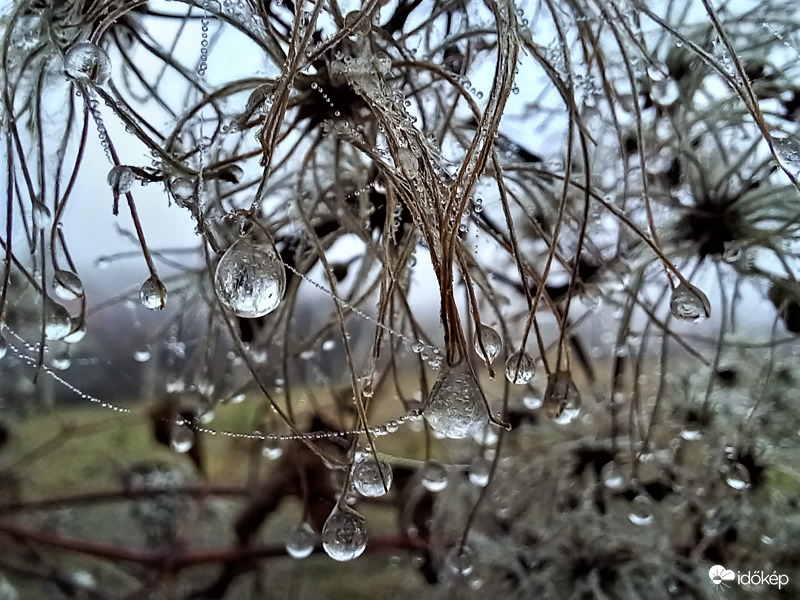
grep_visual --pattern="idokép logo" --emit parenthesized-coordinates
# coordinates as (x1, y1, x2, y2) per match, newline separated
(708, 565, 789, 591)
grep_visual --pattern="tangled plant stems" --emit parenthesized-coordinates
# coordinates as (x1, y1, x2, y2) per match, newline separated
(2, 0, 800, 597)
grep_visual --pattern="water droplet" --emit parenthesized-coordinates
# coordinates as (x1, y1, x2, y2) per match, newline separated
(544, 371, 581, 424)
(64, 42, 111, 85)
(168, 177, 196, 207)
(443, 546, 474, 578)
(214, 229, 286, 318)
(53, 270, 84, 301)
(107, 166, 135, 194)
(680, 428, 702, 441)
(63, 320, 86, 344)
(353, 456, 393, 497)
(322, 339, 335, 351)
(504, 350, 534, 384)
(628, 494, 654, 526)
(725, 462, 751, 490)
(261, 439, 283, 460)
(421, 461, 448, 492)
(473, 324, 501, 364)
(669, 282, 710, 320)
(522, 395, 543, 410)
(343, 10, 371, 35)
(774, 135, 800, 172)
(286, 522, 316, 559)
(51, 350, 71, 370)
(423, 363, 488, 439)
(0, 333, 7, 360)
(321, 506, 367, 561)
(600, 462, 626, 491)
(44, 301, 72, 340)
(468, 456, 491, 487)
(170, 422, 195, 453)
(32, 200, 52, 231)
(646, 64, 667, 82)
(140, 276, 168, 310)
(133, 346, 151, 362)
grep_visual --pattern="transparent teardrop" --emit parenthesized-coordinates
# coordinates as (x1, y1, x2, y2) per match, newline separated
(321, 506, 367, 562)
(421, 461, 448, 492)
(543, 371, 581, 423)
(504, 350, 535, 384)
(353, 457, 393, 497)
(214, 231, 286, 318)
(63, 41, 111, 85)
(423, 363, 488, 439)
(44, 301, 72, 340)
(473, 324, 501, 364)
(170, 422, 195, 453)
(669, 282, 710, 321)
(54, 270, 84, 301)
(140, 276, 167, 310)
(286, 522, 316, 559)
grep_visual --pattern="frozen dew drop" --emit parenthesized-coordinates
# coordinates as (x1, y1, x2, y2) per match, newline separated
(473, 324, 501, 364)
(54, 269, 85, 301)
(63, 320, 86, 344)
(504, 350, 535, 385)
(353, 456, 393, 497)
(343, 10, 371, 35)
(44, 300, 72, 340)
(423, 363, 488, 439)
(168, 177, 197, 207)
(600, 461, 626, 491)
(544, 371, 582, 424)
(773, 135, 800, 172)
(468, 456, 491, 487)
(140, 276, 167, 310)
(421, 461, 448, 492)
(170, 422, 195, 454)
(107, 166, 135, 194)
(321, 506, 367, 562)
(32, 200, 52, 231)
(522, 394, 543, 410)
(261, 439, 283, 460)
(51, 349, 71, 371)
(214, 231, 286, 318)
(285, 522, 316, 559)
(63, 41, 111, 85)
(133, 346, 151, 362)
(628, 494, 654, 526)
(669, 282, 710, 321)
(725, 462, 751, 490)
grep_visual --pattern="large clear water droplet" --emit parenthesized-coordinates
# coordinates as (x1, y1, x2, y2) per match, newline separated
(54, 270, 84, 301)
(133, 346, 151, 362)
(140, 276, 167, 310)
(504, 350, 534, 384)
(628, 494, 654, 526)
(421, 461, 448, 492)
(286, 522, 316, 559)
(544, 371, 582, 424)
(107, 166, 135, 194)
(473, 324, 501, 364)
(170, 422, 195, 453)
(51, 349, 71, 370)
(353, 456, 393, 497)
(214, 231, 286, 318)
(423, 363, 488, 439)
(669, 282, 710, 321)
(725, 462, 751, 490)
(468, 456, 491, 487)
(321, 506, 367, 562)
(63, 41, 111, 85)
(32, 200, 52, 231)
(44, 301, 72, 340)
(63, 320, 86, 344)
